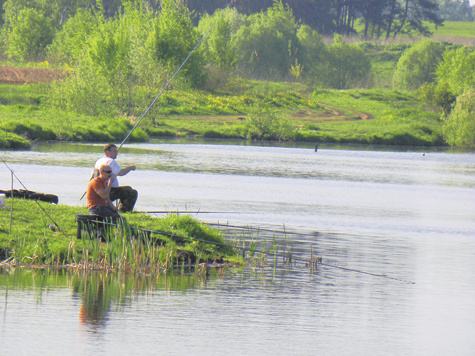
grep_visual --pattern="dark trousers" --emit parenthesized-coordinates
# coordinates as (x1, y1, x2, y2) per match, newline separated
(89, 205, 121, 224)
(110, 186, 138, 213)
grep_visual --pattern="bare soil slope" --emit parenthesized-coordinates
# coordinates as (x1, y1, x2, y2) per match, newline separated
(0, 66, 64, 84)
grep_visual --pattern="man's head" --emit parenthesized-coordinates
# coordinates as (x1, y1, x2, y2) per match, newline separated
(104, 143, 118, 159)
(99, 164, 113, 179)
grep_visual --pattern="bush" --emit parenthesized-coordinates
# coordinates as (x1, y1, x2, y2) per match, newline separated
(443, 88, 475, 148)
(244, 103, 293, 141)
(316, 34, 372, 89)
(392, 40, 444, 91)
(3, 7, 54, 61)
(0, 132, 31, 149)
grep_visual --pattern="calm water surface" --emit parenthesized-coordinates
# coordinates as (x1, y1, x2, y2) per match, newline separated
(1, 141, 475, 355)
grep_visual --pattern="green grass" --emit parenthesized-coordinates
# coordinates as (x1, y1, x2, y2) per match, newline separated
(430, 21, 475, 39)
(303, 89, 444, 146)
(0, 66, 447, 148)
(0, 198, 240, 271)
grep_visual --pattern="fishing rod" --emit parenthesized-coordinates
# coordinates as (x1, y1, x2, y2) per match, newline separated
(133, 210, 246, 215)
(117, 0, 236, 150)
(1, 157, 70, 239)
(79, 0, 236, 201)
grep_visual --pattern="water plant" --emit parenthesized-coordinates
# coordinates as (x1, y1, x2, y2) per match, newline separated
(0, 198, 241, 273)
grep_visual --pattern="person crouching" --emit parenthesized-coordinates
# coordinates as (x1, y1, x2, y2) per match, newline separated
(86, 164, 122, 223)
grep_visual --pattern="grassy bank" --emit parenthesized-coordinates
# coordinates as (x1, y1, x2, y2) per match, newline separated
(0, 79, 446, 148)
(0, 198, 240, 272)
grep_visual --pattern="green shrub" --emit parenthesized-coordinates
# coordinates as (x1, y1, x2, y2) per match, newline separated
(393, 40, 444, 90)
(443, 88, 475, 148)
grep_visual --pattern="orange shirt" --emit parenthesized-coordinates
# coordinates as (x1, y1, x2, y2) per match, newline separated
(86, 177, 108, 210)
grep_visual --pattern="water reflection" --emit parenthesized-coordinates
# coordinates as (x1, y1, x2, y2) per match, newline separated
(0, 266, 217, 333)
(1, 141, 474, 354)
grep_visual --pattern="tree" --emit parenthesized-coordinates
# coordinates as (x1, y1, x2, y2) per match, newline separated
(359, 0, 392, 39)
(388, 0, 443, 39)
(392, 40, 444, 90)
(443, 89, 475, 148)
(198, 8, 240, 71)
(317, 34, 371, 89)
(47, 8, 102, 62)
(437, 0, 473, 21)
(234, 0, 300, 79)
(49, 1, 160, 116)
(296, 24, 325, 79)
(3, 7, 54, 61)
(150, 0, 206, 87)
(437, 47, 475, 97)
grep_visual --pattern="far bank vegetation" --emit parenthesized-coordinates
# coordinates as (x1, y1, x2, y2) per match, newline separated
(0, 0, 474, 148)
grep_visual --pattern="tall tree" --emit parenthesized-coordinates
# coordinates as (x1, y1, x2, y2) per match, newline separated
(437, 0, 473, 21)
(386, 0, 443, 39)
(151, 0, 206, 87)
(234, 0, 300, 79)
(360, 0, 391, 39)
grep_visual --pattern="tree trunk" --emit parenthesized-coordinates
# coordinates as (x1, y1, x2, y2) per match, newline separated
(392, 0, 409, 38)
(385, 0, 398, 39)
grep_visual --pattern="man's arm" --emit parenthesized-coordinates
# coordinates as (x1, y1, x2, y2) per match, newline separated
(117, 165, 136, 176)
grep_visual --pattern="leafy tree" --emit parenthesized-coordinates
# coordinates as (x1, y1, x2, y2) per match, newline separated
(50, 1, 159, 116)
(317, 34, 371, 89)
(418, 81, 456, 115)
(393, 40, 444, 90)
(359, 0, 392, 39)
(235, 0, 273, 15)
(3, 7, 54, 61)
(150, 0, 206, 87)
(2, 0, 95, 29)
(234, 0, 300, 79)
(437, 0, 473, 21)
(437, 47, 475, 97)
(48, 8, 102, 62)
(0, 0, 6, 27)
(443, 89, 475, 148)
(198, 8, 240, 71)
(296, 24, 325, 79)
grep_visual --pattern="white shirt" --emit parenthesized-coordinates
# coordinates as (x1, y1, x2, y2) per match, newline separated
(94, 156, 121, 187)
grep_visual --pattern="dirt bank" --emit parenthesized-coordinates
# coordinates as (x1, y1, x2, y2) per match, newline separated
(0, 66, 65, 84)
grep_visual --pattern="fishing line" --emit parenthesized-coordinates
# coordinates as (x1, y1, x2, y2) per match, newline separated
(1, 157, 70, 239)
(79, 218, 414, 283)
(206, 222, 415, 283)
(319, 263, 415, 285)
(133, 210, 246, 215)
(117, 0, 236, 150)
(205, 222, 320, 238)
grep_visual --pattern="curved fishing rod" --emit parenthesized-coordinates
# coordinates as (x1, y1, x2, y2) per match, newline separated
(1, 157, 70, 239)
(78, 0, 236, 202)
(118, 0, 236, 151)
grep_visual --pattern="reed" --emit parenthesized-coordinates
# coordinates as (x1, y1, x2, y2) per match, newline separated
(0, 199, 241, 272)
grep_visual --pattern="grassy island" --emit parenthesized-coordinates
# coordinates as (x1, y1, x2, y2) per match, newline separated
(0, 198, 241, 273)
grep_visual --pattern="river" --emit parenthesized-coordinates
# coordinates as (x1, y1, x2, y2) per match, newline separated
(1, 140, 475, 355)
